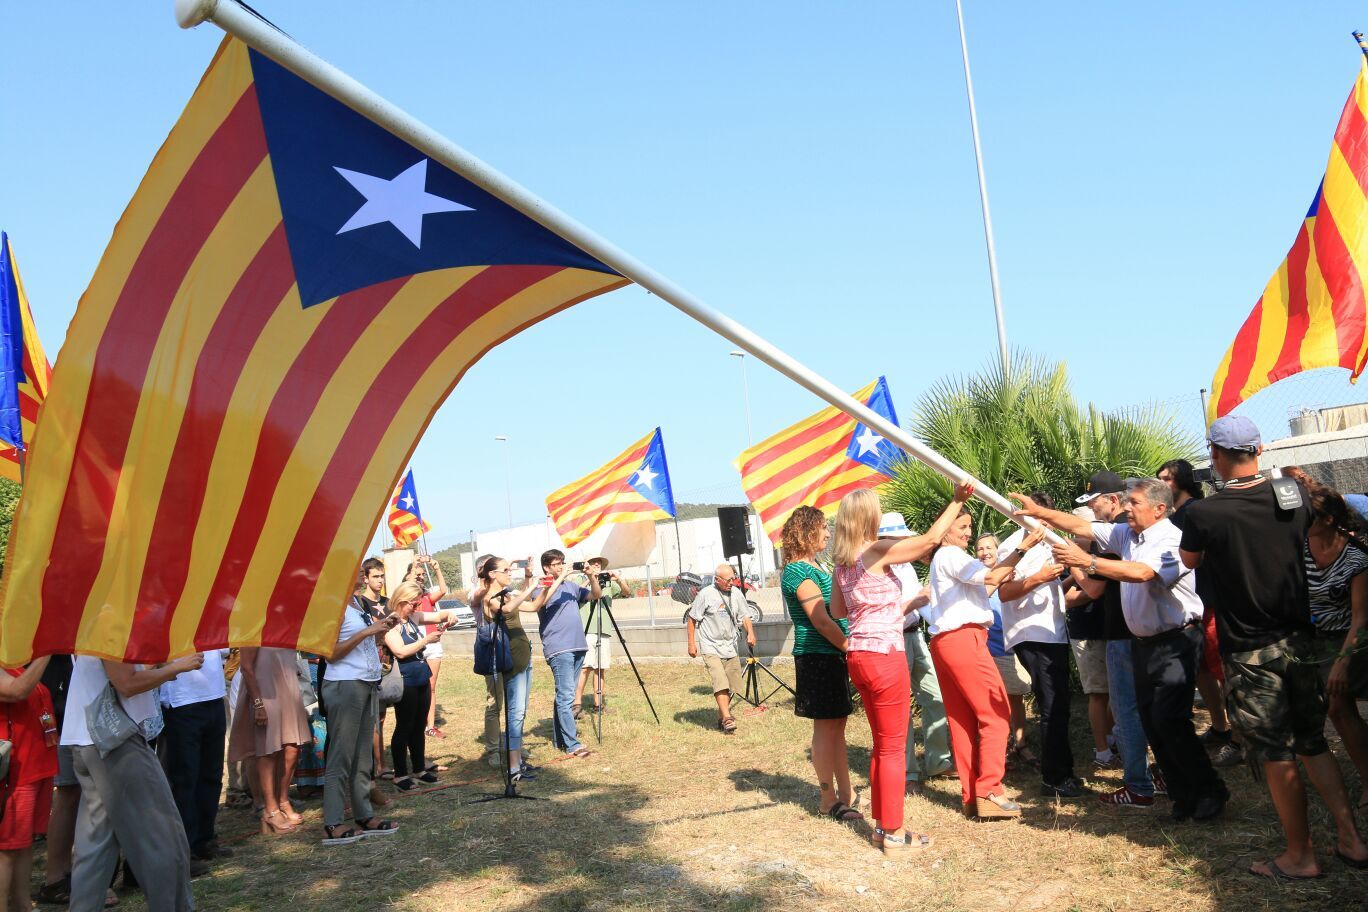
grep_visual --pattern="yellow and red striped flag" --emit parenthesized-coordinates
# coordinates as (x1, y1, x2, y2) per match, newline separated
(547, 428, 675, 548)
(387, 469, 431, 548)
(1209, 58, 1368, 422)
(0, 38, 628, 665)
(0, 233, 52, 482)
(738, 377, 900, 544)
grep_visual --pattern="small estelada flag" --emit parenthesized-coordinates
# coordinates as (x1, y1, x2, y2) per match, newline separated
(388, 469, 431, 548)
(547, 428, 676, 548)
(0, 232, 52, 482)
(737, 377, 900, 544)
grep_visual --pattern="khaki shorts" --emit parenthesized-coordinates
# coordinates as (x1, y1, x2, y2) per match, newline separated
(584, 633, 613, 670)
(703, 654, 743, 695)
(993, 652, 1031, 696)
(1070, 638, 1109, 694)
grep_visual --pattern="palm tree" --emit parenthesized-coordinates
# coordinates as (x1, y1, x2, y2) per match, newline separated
(880, 352, 1200, 538)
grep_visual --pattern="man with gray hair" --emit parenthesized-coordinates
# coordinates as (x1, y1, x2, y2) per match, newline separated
(1011, 479, 1227, 822)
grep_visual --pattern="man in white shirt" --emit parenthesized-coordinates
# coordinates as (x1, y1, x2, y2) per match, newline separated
(995, 492, 1083, 799)
(160, 649, 230, 868)
(876, 514, 952, 795)
(1014, 478, 1228, 822)
(63, 654, 204, 912)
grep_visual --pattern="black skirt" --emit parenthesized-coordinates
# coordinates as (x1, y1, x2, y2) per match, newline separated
(793, 652, 853, 719)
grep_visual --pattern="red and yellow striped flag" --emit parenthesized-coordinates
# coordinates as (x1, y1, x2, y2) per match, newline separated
(546, 428, 675, 548)
(0, 38, 627, 665)
(0, 233, 52, 482)
(738, 377, 900, 544)
(1209, 59, 1368, 422)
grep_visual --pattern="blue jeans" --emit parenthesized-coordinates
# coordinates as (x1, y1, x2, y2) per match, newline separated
(1107, 639, 1154, 796)
(904, 630, 952, 780)
(546, 650, 586, 754)
(502, 663, 533, 753)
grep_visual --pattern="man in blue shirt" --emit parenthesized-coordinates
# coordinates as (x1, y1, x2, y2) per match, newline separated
(531, 549, 602, 758)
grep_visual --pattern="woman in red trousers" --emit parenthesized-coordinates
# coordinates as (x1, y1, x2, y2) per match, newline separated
(925, 510, 1041, 819)
(828, 483, 972, 856)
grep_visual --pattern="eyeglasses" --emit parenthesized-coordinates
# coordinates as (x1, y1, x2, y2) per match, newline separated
(493, 567, 510, 574)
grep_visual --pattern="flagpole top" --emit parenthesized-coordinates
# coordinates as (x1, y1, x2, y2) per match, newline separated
(175, 0, 219, 29)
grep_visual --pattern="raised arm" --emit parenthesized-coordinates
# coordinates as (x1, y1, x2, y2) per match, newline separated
(1008, 492, 1093, 538)
(331, 614, 398, 661)
(868, 483, 975, 571)
(104, 654, 203, 700)
(385, 625, 439, 659)
(0, 656, 51, 702)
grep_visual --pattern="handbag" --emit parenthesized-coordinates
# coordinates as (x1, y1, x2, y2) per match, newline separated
(84, 682, 143, 758)
(378, 658, 404, 706)
(295, 654, 318, 713)
(473, 614, 512, 676)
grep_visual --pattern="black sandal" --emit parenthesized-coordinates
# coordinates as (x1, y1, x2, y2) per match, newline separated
(417, 771, 439, 784)
(356, 817, 399, 838)
(824, 801, 863, 823)
(321, 824, 362, 846)
(394, 777, 419, 792)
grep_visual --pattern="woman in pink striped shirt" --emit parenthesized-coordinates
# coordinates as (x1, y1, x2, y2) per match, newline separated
(829, 484, 972, 855)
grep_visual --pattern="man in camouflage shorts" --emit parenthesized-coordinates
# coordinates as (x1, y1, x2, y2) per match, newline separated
(1180, 416, 1368, 880)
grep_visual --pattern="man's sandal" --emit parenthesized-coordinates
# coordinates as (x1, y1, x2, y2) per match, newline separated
(321, 824, 362, 846)
(719, 716, 737, 734)
(356, 817, 399, 838)
(1249, 859, 1322, 881)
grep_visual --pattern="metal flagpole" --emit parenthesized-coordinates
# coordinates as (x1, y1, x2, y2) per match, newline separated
(174, 0, 1054, 541)
(953, 0, 1010, 375)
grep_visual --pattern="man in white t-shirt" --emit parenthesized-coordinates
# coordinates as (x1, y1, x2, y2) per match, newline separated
(877, 513, 953, 794)
(63, 654, 204, 912)
(160, 649, 230, 869)
(995, 491, 1086, 799)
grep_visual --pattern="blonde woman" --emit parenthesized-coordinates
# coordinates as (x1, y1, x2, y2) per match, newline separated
(827, 484, 972, 855)
(382, 582, 458, 792)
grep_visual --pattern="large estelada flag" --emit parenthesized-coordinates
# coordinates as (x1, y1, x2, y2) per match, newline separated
(738, 377, 900, 544)
(388, 469, 431, 548)
(1209, 58, 1368, 422)
(0, 38, 628, 665)
(547, 428, 676, 548)
(0, 232, 52, 483)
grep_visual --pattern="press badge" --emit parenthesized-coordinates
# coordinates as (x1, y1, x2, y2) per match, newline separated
(1272, 477, 1304, 511)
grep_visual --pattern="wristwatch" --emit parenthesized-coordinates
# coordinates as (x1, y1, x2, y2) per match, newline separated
(1014, 548, 1028, 557)
(1087, 556, 1098, 576)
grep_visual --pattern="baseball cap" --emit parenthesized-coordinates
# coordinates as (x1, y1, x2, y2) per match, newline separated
(1207, 415, 1261, 453)
(877, 512, 913, 538)
(1075, 470, 1126, 505)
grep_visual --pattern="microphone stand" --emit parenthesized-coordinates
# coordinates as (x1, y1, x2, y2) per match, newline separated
(470, 590, 539, 804)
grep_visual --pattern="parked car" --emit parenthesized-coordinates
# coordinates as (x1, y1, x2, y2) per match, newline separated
(437, 598, 476, 629)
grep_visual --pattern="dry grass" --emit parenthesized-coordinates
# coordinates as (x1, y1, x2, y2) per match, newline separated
(96, 662, 1366, 911)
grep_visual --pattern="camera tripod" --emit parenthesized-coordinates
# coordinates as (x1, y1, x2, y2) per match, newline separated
(720, 554, 793, 710)
(582, 593, 660, 743)
(470, 594, 540, 804)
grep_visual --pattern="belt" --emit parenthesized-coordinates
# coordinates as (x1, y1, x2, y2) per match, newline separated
(1135, 619, 1200, 644)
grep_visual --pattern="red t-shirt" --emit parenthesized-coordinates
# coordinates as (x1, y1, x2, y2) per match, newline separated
(420, 594, 437, 635)
(2, 670, 58, 785)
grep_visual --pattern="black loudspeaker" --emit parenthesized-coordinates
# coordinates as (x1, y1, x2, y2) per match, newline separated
(718, 506, 754, 557)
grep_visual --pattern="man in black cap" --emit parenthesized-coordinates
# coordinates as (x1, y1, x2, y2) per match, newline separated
(1181, 415, 1368, 879)
(1076, 471, 1157, 807)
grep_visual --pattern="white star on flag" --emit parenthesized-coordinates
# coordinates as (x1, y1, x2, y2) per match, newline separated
(334, 159, 472, 248)
(402, 493, 415, 510)
(633, 466, 658, 489)
(854, 427, 884, 457)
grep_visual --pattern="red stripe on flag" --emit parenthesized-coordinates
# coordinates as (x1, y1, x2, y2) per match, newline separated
(739, 410, 852, 477)
(555, 489, 656, 542)
(1334, 87, 1368, 199)
(1269, 221, 1314, 383)
(189, 276, 410, 650)
(744, 440, 850, 502)
(120, 225, 293, 661)
(259, 265, 562, 647)
(546, 446, 651, 516)
(1309, 202, 1368, 372)
(758, 459, 878, 527)
(34, 87, 268, 658)
(1214, 302, 1265, 418)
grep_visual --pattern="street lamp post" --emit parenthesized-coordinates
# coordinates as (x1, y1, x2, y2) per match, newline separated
(494, 435, 513, 530)
(730, 350, 753, 447)
(729, 350, 765, 585)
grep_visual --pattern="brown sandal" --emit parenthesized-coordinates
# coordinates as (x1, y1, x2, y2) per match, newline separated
(260, 809, 297, 835)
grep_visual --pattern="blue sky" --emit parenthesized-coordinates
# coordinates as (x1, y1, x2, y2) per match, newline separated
(3, 2, 1367, 548)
